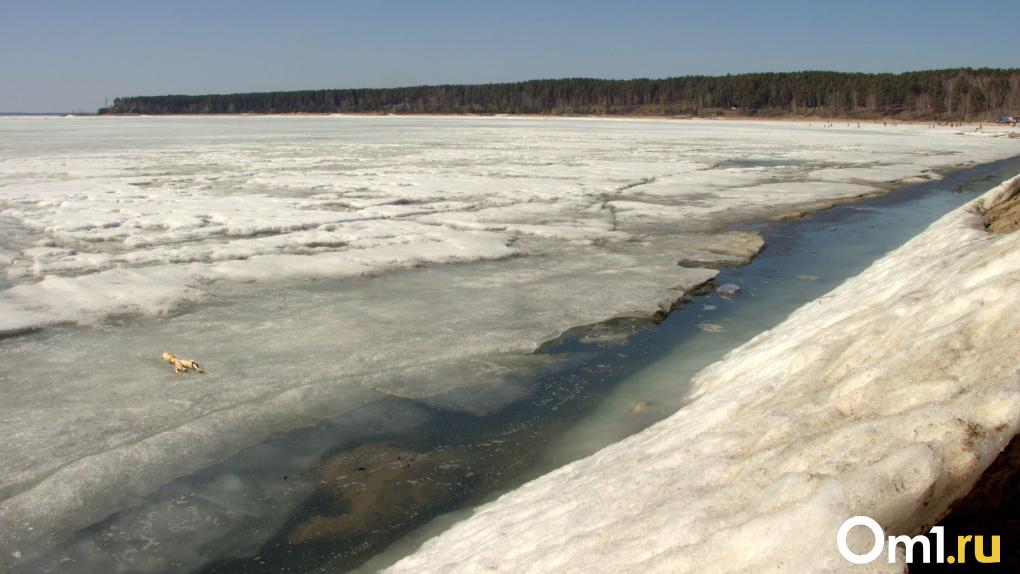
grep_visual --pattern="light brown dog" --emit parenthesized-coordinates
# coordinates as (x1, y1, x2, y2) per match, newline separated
(161, 352, 205, 376)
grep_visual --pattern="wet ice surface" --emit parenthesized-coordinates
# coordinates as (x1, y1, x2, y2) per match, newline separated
(0, 116, 1017, 571)
(386, 170, 1020, 573)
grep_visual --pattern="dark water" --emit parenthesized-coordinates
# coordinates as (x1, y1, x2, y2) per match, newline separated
(23, 156, 1020, 574)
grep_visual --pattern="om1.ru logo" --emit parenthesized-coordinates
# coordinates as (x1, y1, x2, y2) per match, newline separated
(837, 516, 1000, 565)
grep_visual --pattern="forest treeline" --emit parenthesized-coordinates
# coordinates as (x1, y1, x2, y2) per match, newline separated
(100, 69, 1020, 120)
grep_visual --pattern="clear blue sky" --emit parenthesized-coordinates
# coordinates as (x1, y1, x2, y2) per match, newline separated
(2, 0, 1017, 112)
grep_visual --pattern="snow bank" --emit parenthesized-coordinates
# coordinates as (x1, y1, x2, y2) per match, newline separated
(388, 174, 1020, 573)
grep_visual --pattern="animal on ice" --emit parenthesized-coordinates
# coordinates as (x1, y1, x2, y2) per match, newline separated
(162, 352, 204, 375)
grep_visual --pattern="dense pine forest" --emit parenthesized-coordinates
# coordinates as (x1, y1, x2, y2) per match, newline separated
(100, 69, 1020, 120)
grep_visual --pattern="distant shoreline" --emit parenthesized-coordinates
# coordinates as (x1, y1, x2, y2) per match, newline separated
(97, 69, 1020, 122)
(37, 111, 1018, 128)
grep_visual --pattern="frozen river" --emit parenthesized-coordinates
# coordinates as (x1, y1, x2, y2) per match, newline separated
(1, 115, 1017, 571)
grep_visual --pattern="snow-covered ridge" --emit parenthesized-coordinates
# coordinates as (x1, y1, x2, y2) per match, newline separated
(389, 174, 1020, 573)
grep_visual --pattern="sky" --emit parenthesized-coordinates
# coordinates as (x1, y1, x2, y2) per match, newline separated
(2, 0, 1018, 112)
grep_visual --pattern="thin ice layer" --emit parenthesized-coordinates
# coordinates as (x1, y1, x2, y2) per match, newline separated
(388, 175, 1020, 573)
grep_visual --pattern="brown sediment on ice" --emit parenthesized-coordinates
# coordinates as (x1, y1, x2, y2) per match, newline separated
(285, 442, 471, 544)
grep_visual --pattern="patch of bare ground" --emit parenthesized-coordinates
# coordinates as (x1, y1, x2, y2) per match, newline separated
(985, 192, 1020, 233)
(910, 433, 1020, 572)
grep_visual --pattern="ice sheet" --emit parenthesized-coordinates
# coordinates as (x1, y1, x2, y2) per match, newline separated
(1, 116, 1017, 566)
(388, 174, 1020, 573)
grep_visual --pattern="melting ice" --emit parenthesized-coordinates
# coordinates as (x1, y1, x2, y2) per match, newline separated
(0, 115, 1016, 568)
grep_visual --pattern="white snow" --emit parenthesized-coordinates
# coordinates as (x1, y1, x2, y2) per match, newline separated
(1, 116, 1018, 565)
(388, 174, 1020, 573)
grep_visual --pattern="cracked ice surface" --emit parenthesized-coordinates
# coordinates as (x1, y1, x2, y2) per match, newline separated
(0, 115, 1016, 563)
